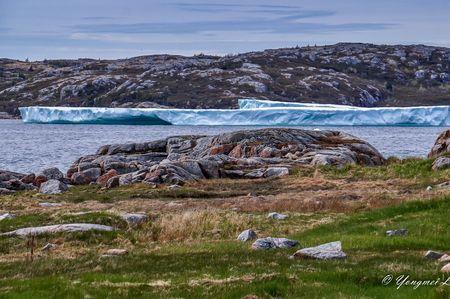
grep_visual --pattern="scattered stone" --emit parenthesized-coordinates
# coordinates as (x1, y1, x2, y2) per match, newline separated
(386, 229, 408, 236)
(441, 263, 450, 273)
(0, 223, 114, 237)
(39, 179, 68, 194)
(292, 241, 347, 260)
(39, 202, 64, 207)
(264, 167, 289, 178)
(0, 213, 15, 221)
(237, 229, 257, 242)
(426, 186, 433, 191)
(102, 248, 128, 257)
(252, 237, 299, 250)
(267, 212, 288, 220)
(42, 243, 58, 251)
(168, 184, 181, 190)
(439, 254, 450, 263)
(424, 250, 445, 260)
(120, 213, 148, 226)
(436, 181, 450, 189)
(432, 157, 450, 171)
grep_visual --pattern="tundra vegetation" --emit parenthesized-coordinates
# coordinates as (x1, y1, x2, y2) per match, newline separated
(0, 157, 450, 298)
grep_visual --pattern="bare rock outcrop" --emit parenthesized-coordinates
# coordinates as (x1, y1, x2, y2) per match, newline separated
(429, 129, 450, 158)
(65, 128, 384, 187)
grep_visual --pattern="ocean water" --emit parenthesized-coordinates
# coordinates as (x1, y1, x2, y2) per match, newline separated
(0, 119, 447, 174)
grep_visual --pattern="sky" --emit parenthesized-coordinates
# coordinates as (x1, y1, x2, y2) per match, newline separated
(1, 0, 450, 60)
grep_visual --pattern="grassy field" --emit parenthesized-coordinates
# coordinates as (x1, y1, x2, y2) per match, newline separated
(0, 159, 449, 298)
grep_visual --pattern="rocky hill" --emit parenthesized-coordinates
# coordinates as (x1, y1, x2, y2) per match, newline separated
(1, 43, 450, 116)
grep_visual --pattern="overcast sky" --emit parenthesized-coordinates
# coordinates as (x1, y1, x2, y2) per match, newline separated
(1, 0, 449, 60)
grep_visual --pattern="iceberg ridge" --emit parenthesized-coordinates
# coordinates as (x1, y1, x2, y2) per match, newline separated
(19, 99, 450, 126)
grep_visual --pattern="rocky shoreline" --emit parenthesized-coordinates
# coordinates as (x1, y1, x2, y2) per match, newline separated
(1, 127, 449, 196)
(1, 128, 386, 195)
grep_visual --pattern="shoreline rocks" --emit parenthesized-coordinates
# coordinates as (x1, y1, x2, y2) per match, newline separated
(64, 128, 385, 188)
(0, 128, 386, 193)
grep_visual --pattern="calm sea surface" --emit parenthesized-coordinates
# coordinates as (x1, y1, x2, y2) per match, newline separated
(0, 119, 447, 174)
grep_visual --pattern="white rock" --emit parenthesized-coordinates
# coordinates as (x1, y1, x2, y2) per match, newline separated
(0, 213, 15, 221)
(267, 212, 288, 220)
(252, 237, 299, 250)
(292, 241, 347, 260)
(0, 223, 114, 237)
(237, 229, 257, 242)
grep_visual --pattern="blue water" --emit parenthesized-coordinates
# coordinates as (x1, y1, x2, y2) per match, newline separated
(0, 119, 447, 174)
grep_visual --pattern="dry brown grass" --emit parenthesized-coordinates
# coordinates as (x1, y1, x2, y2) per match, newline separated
(141, 209, 252, 242)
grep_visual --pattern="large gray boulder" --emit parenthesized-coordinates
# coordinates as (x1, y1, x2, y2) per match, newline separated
(0, 223, 114, 237)
(432, 156, 450, 171)
(39, 179, 68, 194)
(292, 241, 347, 260)
(237, 229, 257, 242)
(40, 167, 64, 180)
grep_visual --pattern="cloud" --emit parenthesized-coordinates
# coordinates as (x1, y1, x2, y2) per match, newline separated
(72, 3, 393, 37)
(72, 19, 393, 36)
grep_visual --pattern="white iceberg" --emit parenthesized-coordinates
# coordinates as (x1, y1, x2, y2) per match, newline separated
(19, 99, 450, 126)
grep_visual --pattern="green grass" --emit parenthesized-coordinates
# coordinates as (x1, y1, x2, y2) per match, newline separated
(0, 195, 449, 298)
(320, 158, 450, 187)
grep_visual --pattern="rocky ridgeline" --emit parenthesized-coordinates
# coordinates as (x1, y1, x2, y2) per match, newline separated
(1, 43, 450, 115)
(0, 128, 385, 194)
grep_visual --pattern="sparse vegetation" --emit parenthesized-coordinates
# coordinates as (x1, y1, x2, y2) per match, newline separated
(0, 159, 449, 297)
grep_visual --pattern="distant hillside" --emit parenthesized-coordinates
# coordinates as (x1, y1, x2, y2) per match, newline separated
(1, 43, 450, 116)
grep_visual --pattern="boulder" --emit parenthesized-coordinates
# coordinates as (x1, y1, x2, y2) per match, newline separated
(424, 250, 445, 260)
(120, 213, 148, 225)
(429, 130, 450, 158)
(0, 223, 114, 237)
(292, 241, 347, 260)
(39, 179, 68, 194)
(267, 212, 288, 220)
(237, 229, 257, 242)
(439, 254, 450, 263)
(386, 229, 408, 236)
(252, 237, 299, 250)
(71, 168, 101, 185)
(96, 169, 118, 187)
(264, 167, 289, 178)
(42, 243, 58, 251)
(40, 167, 64, 180)
(20, 173, 35, 184)
(441, 263, 450, 273)
(432, 157, 450, 171)
(0, 213, 15, 221)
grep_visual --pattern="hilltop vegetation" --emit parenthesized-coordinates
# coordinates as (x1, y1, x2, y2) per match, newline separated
(1, 43, 450, 116)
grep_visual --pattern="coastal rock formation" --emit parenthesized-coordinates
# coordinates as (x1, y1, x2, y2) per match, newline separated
(0, 129, 384, 193)
(65, 128, 385, 187)
(429, 130, 450, 158)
